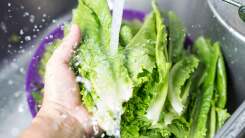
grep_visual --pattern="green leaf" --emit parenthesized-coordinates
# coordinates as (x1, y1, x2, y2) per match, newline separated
(145, 1, 171, 124)
(216, 108, 230, 130)
(123, 20, 142, 36)
(168, 55, 199, 114)
(32, 92, 43, 105)
(73, 0, 111, 48)
(207, 104, 216, 138)
(167, 117, 190, 138)
(124, 13, 157, 83)
(168, 11, 186, 63)
(120, 24, 134, 47)
(215, 45, 227, 108)
(189, 37, 220, 138)
(72, 0, 133, 135)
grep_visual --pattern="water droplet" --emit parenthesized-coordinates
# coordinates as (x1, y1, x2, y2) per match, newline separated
(23, 12, 30, 17)
(234, 47, 238, 52)
(42, 19, 46, 22)
(18, 104, 24, 112)
(8, 80, 14, 85)
(8, 3, 11, 7)
(61, 113, 68, 119)
(52, 19, 56, 23)
(76, 76, 83, 83)
(61, 25, 65, 30)
(19, 67, 25, 73)
(14, 91, 21, 98)
(49, 35, 54, 39)
(114, 129, 120, 137)
(0, 22, 7, 33)
(30, 15, 35, 23)
(101, 133, 105, 138)
(20, 5, 25, 9)
(42, 13, 47, 18)
(25, 36, 31, 41)
(37, 6, 41, 10)
(19, 29, 24, 35)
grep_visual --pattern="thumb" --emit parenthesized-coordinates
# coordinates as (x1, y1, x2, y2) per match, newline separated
(50, 24, 81, 64)
(44, 24, 81, 108)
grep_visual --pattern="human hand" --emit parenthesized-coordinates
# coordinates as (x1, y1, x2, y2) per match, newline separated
(21, 24, 92, 138)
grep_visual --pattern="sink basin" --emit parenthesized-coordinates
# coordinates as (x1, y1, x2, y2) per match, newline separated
(0, 0, 244, 137)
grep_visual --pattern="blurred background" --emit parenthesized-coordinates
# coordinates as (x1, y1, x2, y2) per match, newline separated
(0, 0, 245, 137)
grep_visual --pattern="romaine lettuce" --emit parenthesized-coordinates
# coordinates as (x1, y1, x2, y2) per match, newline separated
(37, 0, 230, 137)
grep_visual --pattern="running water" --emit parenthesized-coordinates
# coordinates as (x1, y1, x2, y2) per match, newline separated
(108, 1, 125, 137)
(109, 0, 125, 55)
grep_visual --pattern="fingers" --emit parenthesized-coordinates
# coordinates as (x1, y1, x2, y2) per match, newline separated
(43, 24, 81, 108)
(41, 24, 95, 136)
(50, 24, 81, 65)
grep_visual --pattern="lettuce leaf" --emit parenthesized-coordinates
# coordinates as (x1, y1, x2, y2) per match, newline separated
(121, 1, 171, 137)
(215, 45, 227, 108)
(124, 12, 157, 84)
(146, 1, 171, 124)
(36, 0, 230, 137)
(189, 38, 220, 138)
(72, 0, 133, 136)
(167, 11, 186, 63)
(168, 56, 199, 115)
(216, 108, 230, 130)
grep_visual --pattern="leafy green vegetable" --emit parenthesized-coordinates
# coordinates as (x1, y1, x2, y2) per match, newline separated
(145, 1, 170, 124)
(167, 117, 190, 138)
(120, 24, 134, 47)
(168, 56, 199, 115)
(36, 0, 230, 137)
(121, 2, 171, 137)
(207, 104, 216, 138)
(124, 12, 157, 83)
(167, 11, 186, 64)
(189, 38, 219, 138)
(216, 108, 230, 130)
(215, 46, 227, 108)
(32, 92, 43, 105)
(72, 0, 135, 136)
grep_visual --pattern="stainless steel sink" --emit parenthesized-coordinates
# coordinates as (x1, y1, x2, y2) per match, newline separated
(0, 0, 244, 137)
